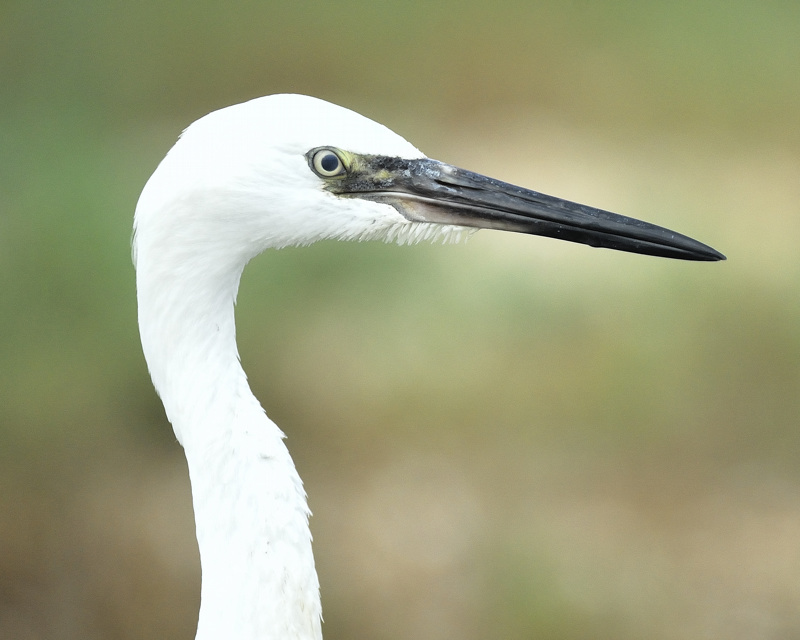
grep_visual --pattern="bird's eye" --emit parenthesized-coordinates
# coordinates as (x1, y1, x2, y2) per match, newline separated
(311, 149, 345, 177)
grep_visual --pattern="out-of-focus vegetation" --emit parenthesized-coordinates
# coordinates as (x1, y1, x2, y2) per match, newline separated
(1, 1, 799, 639)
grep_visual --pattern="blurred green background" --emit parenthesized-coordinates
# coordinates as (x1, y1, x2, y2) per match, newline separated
(2, 1, 799, 638)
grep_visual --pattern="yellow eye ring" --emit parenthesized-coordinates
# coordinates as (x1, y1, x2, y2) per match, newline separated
(311, 149, 345, 177)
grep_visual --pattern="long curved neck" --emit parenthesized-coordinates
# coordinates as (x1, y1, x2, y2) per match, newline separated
(137, 248, 322, 640)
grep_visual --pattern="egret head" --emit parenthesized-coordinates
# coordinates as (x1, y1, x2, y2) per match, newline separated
(134, 93, 724, 271)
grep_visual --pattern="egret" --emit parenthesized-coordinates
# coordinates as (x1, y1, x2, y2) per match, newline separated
(133, 93, 724, 640)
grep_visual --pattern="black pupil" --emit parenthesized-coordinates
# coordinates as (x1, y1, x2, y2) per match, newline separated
(320, 153, 339, 173)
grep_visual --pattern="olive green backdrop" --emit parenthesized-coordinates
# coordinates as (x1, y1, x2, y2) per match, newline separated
(2, 2, 799, 639)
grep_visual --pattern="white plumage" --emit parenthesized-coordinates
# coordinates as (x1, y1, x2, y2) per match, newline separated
(135, 95, 416, 640)
(134, 94, 723, 640)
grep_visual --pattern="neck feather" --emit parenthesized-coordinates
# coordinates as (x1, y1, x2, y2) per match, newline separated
(136, 246, 322, 640)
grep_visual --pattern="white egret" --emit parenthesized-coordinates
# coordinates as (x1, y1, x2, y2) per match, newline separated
(133, 94, 723, 640)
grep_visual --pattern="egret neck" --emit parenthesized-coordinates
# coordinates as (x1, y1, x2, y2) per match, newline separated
(136, 229, 322, 640)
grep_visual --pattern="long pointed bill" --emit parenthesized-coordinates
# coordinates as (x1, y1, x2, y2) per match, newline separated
(327, 154, 725, 261)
